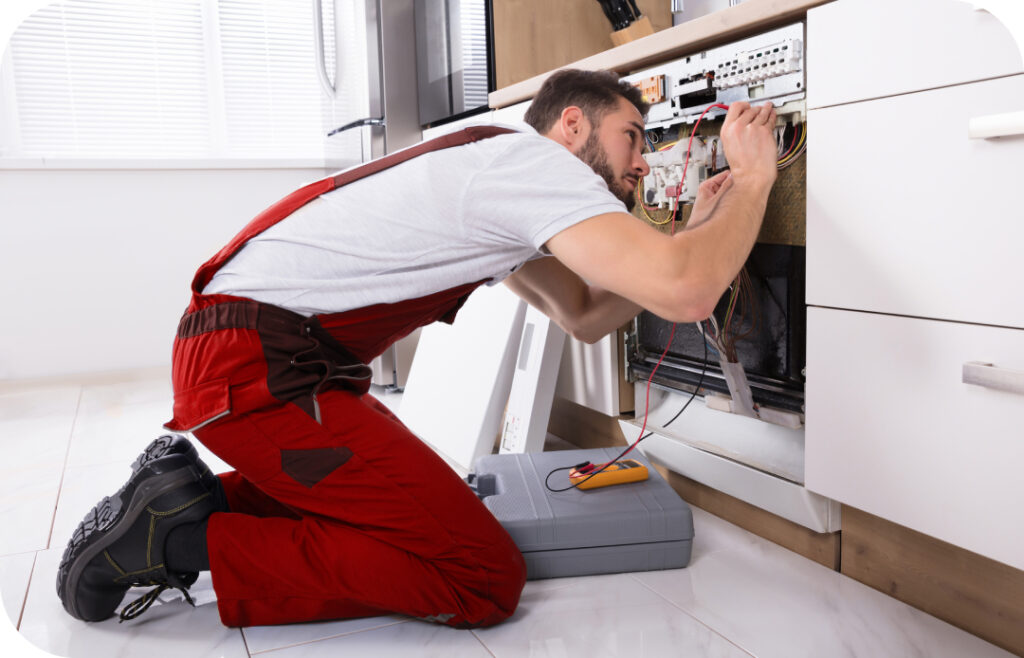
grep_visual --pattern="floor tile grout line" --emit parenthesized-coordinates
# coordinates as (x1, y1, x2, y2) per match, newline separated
(44, 385, 84, 551)
(244, 619, 413, 655)
(627, 572, 759, 658)
(239, 626, 252, 658)
(469, 628, 498, 657)
(14, 552, 38, 631)
(0, 549, 45, 559)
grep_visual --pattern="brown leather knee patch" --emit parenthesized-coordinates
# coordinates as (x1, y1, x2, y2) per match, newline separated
(281, 447, 353, 488)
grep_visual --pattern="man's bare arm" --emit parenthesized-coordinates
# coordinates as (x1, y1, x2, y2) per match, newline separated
(545, 102, 777, 323)
(504, 257, 641, 344)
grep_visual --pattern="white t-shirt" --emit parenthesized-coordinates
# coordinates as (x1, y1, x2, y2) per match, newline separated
(203, 123, 626, 316)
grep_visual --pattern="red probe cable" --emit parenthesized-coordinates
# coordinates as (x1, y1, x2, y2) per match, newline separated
(584, 102, 731, 477)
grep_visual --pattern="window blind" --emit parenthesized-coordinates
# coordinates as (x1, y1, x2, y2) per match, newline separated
(1, 0, 368, 162)
(458, 0, 488, 111)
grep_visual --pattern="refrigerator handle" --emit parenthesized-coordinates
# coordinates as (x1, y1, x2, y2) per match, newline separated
(313, 0, 336, 98)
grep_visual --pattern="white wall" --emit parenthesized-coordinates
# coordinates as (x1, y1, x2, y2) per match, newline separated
(0, 167, 327, 380)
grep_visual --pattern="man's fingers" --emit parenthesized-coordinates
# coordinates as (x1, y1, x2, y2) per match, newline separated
(705, 170, 731, 186)
(711, 171, 733, 195)
(725, 101, 776, 128)
(699, 171, 733, 200)
(725, 101, 753, 125)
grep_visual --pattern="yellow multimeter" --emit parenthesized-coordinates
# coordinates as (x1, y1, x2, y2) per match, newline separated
(569, 459, 649, 490)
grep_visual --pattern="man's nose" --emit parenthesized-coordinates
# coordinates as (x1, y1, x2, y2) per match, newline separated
(635, 151, 650, 177)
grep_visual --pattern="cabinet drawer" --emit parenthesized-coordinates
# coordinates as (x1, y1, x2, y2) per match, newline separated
(806, 73, 1024, 329)
(807, 0, 1023, 109)
(805, 307, 1024, 570)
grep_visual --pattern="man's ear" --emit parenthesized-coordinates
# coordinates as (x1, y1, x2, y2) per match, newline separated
(556, 106, 590, 150)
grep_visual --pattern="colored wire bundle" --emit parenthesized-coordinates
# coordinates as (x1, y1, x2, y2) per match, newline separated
(637, 190, 675, 225)
(776, 123, 806, 169)
(635, 133, 686, 225)
(697, 267, 759, 363)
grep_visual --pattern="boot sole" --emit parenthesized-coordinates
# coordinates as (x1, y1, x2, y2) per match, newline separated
(57, 461, 199, 621)
(131, 434, 218, 490)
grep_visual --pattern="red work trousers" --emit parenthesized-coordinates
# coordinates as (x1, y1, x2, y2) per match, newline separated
(166, 297, 527, 628)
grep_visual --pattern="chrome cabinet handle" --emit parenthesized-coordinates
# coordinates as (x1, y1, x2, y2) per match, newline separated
(968, 110, 1024, 139)
(963, 361, 1024, 395)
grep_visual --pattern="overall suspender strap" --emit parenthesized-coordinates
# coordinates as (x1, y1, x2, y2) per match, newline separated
(190, 125, 517, 294)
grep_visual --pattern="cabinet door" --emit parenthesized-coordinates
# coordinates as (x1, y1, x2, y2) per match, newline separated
(806, 73, 1024, 329)
(805, 307, 1024, 570)
(807, 0, 1023, 109)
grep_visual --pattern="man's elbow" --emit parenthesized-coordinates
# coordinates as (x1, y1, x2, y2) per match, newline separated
(561, 317, 609, 345)
(568, 326, 607, 345)
(657, 287, 720, 324)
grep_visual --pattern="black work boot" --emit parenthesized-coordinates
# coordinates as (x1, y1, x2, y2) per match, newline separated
(57, 453, 219, 622)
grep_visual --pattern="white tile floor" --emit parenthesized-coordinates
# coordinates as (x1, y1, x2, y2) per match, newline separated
(0, 369, 1015, 658)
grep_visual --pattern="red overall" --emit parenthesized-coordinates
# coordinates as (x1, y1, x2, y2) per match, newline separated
(164, 126, 526, 628)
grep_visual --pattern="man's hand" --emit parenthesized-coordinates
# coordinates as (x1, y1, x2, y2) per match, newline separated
(687, 171, 733, 230)
(719, 101, 778, 187)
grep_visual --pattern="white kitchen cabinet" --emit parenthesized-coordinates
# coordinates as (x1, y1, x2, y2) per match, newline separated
(805, 0, 1024, 570)
(807, 0, 1022, 110)
(805, 307, 1024, 571)
(806, 72, 1024, 329)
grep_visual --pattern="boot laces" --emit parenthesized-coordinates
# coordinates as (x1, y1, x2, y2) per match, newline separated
(118, 582, 195, 622)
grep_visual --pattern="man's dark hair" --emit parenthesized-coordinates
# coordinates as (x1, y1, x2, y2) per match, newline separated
(523, 69, 649, 134)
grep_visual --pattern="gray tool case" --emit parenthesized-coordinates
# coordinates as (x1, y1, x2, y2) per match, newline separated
(467, 448, 694, 580)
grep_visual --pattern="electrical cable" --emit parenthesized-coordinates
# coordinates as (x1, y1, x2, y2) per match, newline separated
(696, 320, 722, 355)
(636, 178, 675, 225)
(777, 124, 806, 169)
(776, 123, 799, 164)
(638, 335, 709, 437)
(544, 337, 709, 493)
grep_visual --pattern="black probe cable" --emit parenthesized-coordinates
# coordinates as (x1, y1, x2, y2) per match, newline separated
(544, 337, 709, 492)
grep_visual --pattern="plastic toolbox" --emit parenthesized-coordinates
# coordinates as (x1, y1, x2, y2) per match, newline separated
(468, 447, 694, 579)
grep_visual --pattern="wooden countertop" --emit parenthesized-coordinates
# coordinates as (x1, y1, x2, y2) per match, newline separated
(488, 0, 833, 109)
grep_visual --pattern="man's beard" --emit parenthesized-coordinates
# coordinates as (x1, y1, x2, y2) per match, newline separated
(574, 131, 636, 211)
